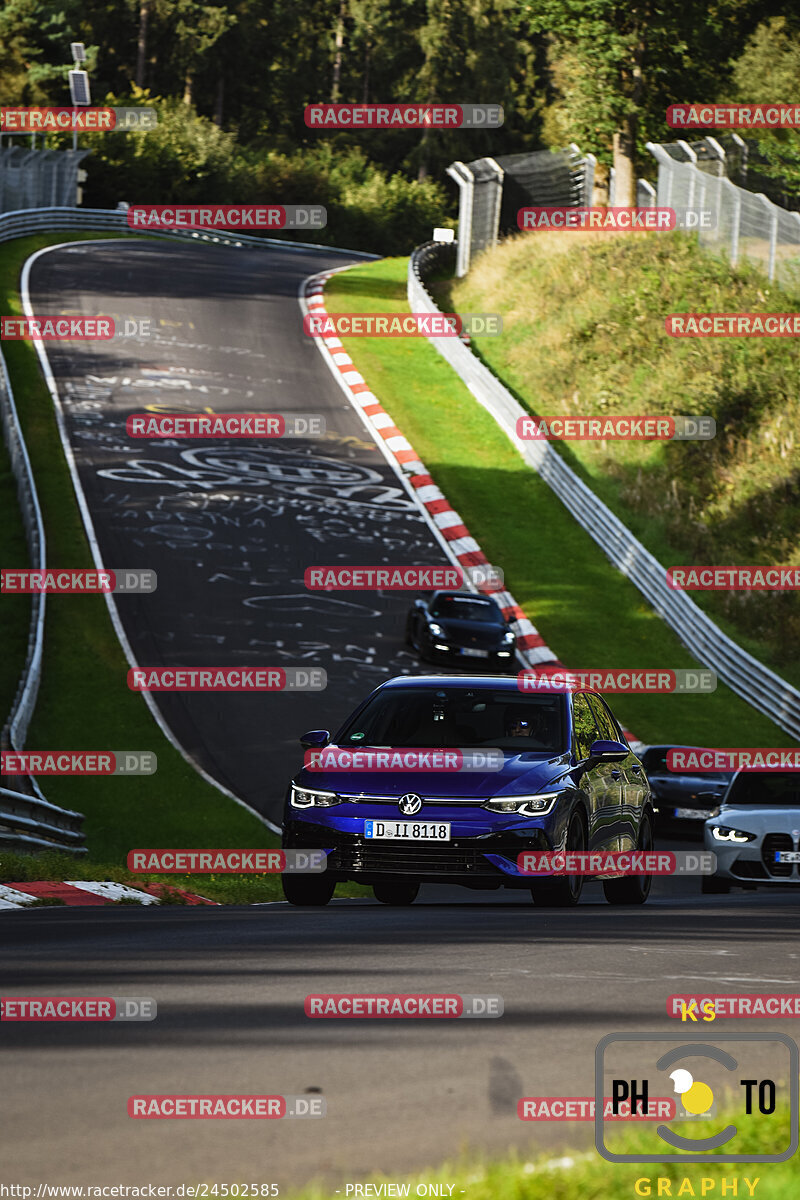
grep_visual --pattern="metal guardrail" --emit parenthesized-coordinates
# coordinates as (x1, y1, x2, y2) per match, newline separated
(0, 786, 86, 852)
(0, 205, 381, 256)
(408, 241, 800, 741)
(0, 344, 45, 752)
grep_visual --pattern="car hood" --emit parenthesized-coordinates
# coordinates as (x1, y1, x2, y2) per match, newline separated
(429, 616, 509, 647)
(295, 750, 571, 799)
(706, 806, 800, 835)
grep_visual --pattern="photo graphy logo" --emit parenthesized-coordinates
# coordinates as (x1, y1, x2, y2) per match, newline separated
(595, 1032, 799, 1163)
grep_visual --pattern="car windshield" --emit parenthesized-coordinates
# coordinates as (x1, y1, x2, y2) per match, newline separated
(642, 748, 731, 781)
(724, 773, 800, 806)
(429, 596, 501, 623)
(336, 687, 566, 752)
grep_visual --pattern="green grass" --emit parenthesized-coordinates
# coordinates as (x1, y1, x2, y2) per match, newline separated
(448, 230, 800, 685)
(0, 849, 370, 902)
(0, 233, 274, 863)
(281, 1104, 796, 1200)
(324, 258, 794, 748)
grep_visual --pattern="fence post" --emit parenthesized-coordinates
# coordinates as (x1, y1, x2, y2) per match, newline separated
(726, 178, 741, 267)
(755, 193, 779, 281)
(445, 161, 474, 277)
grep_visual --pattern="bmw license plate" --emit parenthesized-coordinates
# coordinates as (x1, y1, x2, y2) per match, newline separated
(461, 647, 489, 658)
(364, 820, 451, 841)
(775, 851, 800, 863)
(673, 807, 709, 820)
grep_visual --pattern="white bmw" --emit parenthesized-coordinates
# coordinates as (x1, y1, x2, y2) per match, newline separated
(703, 770, 800, 893)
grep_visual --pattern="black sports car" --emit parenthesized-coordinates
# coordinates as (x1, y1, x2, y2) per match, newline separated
(405, 590, 517, 670)
(640, 744, 733, 832)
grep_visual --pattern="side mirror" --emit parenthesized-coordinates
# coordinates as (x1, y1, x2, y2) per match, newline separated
(587, 738, 628, 764)
(300, 729, 330, 750)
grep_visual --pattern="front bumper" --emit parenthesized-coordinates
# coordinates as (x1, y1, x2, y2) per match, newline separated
(709, 832, 800, 884)
(284, 814, 552, 888)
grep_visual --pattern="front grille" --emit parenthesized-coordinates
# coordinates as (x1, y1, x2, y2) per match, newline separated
(762, 833, 795, 878)
(327, 840, 505, 877)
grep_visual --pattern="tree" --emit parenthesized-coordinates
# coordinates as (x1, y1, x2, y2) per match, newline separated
(729, 16, 800, 195)
(526, 0, 774, 205)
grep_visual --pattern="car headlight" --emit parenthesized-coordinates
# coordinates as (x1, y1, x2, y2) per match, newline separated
(502, 630, 516, 644)
(483, 792, 561, 817)
(428, 622, 445, 638)
(710, 824, 756, 843)
(290, 784, 342, 809)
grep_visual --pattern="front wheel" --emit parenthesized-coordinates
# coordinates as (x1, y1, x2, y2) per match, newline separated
(603, 813, 654, 906)
(282, 873, 336, 906)
(373, 879, 419, 906)
(530, 811, 585, 907)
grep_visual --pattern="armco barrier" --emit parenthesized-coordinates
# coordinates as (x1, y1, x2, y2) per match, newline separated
(0, 340, 45, 752)
(408, 241, 800, 741)
(0, 786, 85, 853)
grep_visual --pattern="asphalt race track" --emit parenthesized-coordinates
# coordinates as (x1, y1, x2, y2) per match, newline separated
(2, 882, 799, 1186)
(26, 238, 456, 822)
(8, 238, 798, 1189)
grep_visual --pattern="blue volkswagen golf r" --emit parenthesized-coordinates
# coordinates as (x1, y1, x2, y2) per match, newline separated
(281, 675, 654, 908)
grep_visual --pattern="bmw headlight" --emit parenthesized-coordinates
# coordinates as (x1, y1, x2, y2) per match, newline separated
(502, 630, 516, 644)
(428, 622, 445, 638)
(483, 792, 561, 817)
(710, 824, 755, 843)
(290, 784, 342, 809)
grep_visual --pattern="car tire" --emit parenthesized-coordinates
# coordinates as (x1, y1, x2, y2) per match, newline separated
(603, 812, 654, 906)
(701, 875, 731, 895)
(530, 811, 586, 907)
(373, 880, 419, 906)
(282, 874, 336, 906)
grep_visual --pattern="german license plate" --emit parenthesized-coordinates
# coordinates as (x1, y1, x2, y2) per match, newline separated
(461, 647, 489, 658)
(775, 851, 800, 863)
(364, 820, 451, 841)
(674, 807, 709, 819)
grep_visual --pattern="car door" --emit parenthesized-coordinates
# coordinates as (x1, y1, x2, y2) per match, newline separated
(571, 692, 619, 851)
(588, 693, 643, 849)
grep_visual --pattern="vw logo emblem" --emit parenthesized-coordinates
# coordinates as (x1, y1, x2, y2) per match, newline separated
(398, 793, 423, 815)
